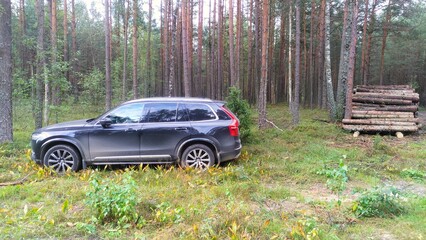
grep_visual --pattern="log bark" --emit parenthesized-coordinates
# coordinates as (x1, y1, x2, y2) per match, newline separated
(355, 88, 415, 94)
(342, 119, 417, 126)
(352, 97, 413, 105)
(353, 92, 419, 102)
(352, 114, 414, 119)
(342, 125, 418, 132)
(352, 110, 413, 116)
(356, 85, 412, 90)
(352, 105, 418, 112)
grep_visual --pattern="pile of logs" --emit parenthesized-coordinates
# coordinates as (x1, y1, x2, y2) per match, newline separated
(342, 85, 421, 134)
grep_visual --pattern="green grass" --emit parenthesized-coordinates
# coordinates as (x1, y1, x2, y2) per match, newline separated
(1, 102, 425, 239)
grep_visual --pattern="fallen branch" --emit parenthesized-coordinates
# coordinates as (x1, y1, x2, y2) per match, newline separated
(265, 119, 284, 132)
(0, 173, 32, 187)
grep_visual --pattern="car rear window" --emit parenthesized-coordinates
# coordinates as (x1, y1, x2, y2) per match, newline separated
(186, 103, 217, 121)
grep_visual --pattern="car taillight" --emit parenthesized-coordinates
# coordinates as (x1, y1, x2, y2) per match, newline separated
(221, 106, 240, 137)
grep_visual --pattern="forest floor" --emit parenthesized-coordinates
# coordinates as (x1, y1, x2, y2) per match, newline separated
(0, 102, 425, 239)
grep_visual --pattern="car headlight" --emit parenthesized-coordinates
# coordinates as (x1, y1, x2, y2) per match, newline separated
(32, 132, 49, 140)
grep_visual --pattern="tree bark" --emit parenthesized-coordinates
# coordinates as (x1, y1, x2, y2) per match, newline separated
(70, 0, 78, 99)
(105, 0, 112, 110)
(235, 0, 241, 88)
(364, 0, 377, 85)
(228, 0, 236, 87)
(292, 0, 301, 125)
(145, 0, 152, 97)
(169, 0, 179, 97)
(197, 0, 203, 95)
(344, 0, 358, 120)
(132, 0, 139, 99)
(288, 4, 292, 107)
(336, 0, 353, 119)
(182, 0, 191, 97)
(63, 0, 68, 82)
(35, 0, 45, 129)
(325, 0, 336, 120)
(217, 0, 224, 99)
(0, 0, 13, 143)
(122, 0, 129, 100)
(379, 0, 392, 85)
(360, 0, 369, 85)
(258, 0, 269, 129)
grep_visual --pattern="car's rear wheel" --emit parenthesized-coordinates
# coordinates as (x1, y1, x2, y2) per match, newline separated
(181, 144, 214, 170)
(43, 145, 81, 172)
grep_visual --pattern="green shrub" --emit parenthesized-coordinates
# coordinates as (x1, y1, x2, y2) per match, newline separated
(226, 87, 253, 141)
(400, 169, 425, 181)
(352, 186, 405, 218)
(86, 172, 141, 227)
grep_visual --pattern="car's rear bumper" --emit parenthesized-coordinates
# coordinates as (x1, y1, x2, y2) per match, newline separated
(219, 144, 242, 163)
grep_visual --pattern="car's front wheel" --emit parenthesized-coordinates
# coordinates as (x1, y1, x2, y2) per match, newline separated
(180, 144, 215, 170)
(43, 145, 81, 172)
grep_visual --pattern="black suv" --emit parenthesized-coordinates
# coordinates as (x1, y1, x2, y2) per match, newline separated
(31, 98, 241, 172)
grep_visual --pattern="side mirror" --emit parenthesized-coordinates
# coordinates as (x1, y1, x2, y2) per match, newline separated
(100, 118, 112, 128)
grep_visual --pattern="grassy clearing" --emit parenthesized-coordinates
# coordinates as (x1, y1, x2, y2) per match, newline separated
(1, 103, 425, 239)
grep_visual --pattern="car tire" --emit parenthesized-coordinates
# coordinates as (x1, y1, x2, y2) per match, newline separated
(180, 144, 215, 170)
(43, 145, 81, 172)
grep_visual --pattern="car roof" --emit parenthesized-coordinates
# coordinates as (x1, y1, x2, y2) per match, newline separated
(125, 97, 220, 104)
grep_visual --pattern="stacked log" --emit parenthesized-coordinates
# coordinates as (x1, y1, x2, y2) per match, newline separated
(343, 85, 421, 133)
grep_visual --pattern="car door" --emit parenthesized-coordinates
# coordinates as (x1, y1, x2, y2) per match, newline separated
(88, 102, 144, 162)
(139, 102, 192, 162)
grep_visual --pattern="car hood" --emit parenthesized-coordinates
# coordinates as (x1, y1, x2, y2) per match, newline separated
(37, 119, 90, 132)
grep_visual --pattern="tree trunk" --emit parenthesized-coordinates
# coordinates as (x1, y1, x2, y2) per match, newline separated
(344, 0, 359, 120)
(45, 0, 57, 125)
(379, 0, 392, 85)
(217, 0, 224, 99)
(364, 0, 377, 85)
(258, 0, 269, 129)
(0, 0, 13, 143)
(63, 0, 69, 83)
(336, 0, 353, 119)
(132, 0, 139, 99)
(145, 0, 152, 97)
(35, 0, 45, 129)
(235, 0, 241, 88)
(325, 0, 336, 120)
(71, 0, 78, 99)
(292, 0, 301, 125)
(246, 0, 253, 101)
(288, 4, 292, 107)
(360, 0, 369, 85)
(309, 0, 315, 108)
(169, 0, 179, 97)
(197, 0, 203, 95)
(228, 0, 236, 87)
(318, 0, 326, 109)
(122, 0, 129, 100)
(105, 0, 112, 110)
(182, 0, 191, 97)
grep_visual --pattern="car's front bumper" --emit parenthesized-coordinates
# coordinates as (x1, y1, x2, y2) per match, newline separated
(31, 151, 42, 165)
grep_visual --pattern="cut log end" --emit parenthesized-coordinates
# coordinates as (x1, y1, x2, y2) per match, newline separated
(353, 131, 360, 138)
(396, 132, 404, 138)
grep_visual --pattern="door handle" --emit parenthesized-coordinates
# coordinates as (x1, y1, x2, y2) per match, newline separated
(175, 127, 188, 131)
(126, 128, 136, 132)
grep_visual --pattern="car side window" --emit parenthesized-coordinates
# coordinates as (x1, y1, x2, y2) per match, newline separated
(176, 104, 189, 122)
(141, 103, 177, 122)
(106, 103, 144, 124)
(187, 104, 217, 121)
